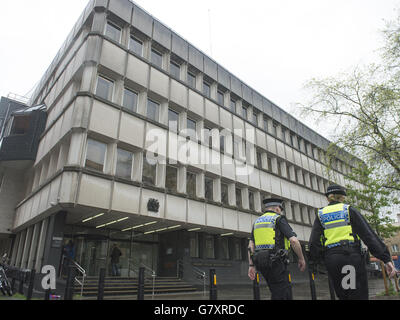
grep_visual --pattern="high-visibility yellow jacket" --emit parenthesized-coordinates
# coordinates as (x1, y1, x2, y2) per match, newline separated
(253, 212, 290, 251)
(317, 203, 358, 248)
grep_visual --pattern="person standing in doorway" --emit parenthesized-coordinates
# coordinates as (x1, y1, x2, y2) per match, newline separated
(110, 244, 122, 277)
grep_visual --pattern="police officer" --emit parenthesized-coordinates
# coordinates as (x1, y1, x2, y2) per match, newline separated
(248, 198, 306, 300)
(309, 184, 397, 300)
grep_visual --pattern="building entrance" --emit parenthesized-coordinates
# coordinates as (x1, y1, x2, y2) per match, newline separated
(63, 226, 159, 277)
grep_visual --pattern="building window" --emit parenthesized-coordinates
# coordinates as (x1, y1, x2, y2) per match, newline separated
(204, 127, 212, 147)
(242, 106, 247, 119)
(217, 91, 224, 106)
(290, 134, 295, 147)
(230, 99, 236, 113)
(221, 182, 229, 206)
(189, 233, 199, 258)
(85, 139, 107, 172)
(205, 235, 215, 259)
(147, 99, 160, 122)
(220, 134, 225, 153)
(249, 191, 255, 211)
(267, 157, 272, 172)
(116, 148, 133, 179)
(105, 21, 121, 43)
(236, 188, 242, 208)
(281, 128, 287, 142)
(392, 244, 399, 253)
(151, 48, 163, 68)
(272, 122, 278, 137)
(96, 75, 114, 101)
(186, 118, 197, 141)
(168, 109, 179, 133)
(170, 60, 181, 79)
(263, 116, 268, 132)
(129, 36, 143, 56)
(187, 72, 196, 89)
(256, 151, 262, 168)
(123, 88, 138, 112)
(220, 238, 229, 260)
(9, 115, 30, 135)
(187, 171, 197, 198)
(233, 238, 242, 260)
(142, 153, 156, 185)
(203, 81, 211, 98)
(205, 177, 213, 201)
(165, 165, 178, 192)
(252, 112, 258, 126)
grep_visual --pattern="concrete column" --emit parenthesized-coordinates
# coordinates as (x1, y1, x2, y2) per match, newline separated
(21, 226, 34, 269)
(67, 131, 86, 166)
(15, 230, 27, 268)
(35, 219, 49, 272)
(27, 223, 40, 270)
(228, 183, 236, 207)
(302, 206, 310, 225)
(254, 191, 261, 213)
(213, 178, 221, 203)
(293, 203, 301, 223)
(10, 233, 21, 266)
(285, 201, 294, 221)
(42, 212, 67, 275)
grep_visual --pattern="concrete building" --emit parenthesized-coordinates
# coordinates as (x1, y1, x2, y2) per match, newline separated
(0, 0, 356, 284)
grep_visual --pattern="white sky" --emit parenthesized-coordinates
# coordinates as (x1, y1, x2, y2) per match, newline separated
(1, 0, 400, 140)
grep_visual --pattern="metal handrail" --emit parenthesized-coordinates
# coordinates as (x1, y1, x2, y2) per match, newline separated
(71, 260, 86, 299)
(128, 260, 156, 299)
(177, 259, 184, 278)
(192, 265, 207, 296)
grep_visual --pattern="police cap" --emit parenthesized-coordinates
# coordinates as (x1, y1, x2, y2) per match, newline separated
(262, 198, 284, 209)
(325, 184, 347, 197)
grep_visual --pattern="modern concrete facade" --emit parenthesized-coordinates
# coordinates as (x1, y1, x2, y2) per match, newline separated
(0, 0, 358, 284)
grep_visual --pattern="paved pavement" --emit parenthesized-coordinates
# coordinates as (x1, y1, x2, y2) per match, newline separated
(103, 276, 396, 300)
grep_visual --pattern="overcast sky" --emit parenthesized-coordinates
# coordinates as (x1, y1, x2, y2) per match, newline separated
(1, 0, 400, 139)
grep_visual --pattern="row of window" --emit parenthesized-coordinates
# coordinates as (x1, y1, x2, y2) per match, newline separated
(85, 137, 319, 223)
(95, 74, 339, 194)
(103, 20, 351, 177)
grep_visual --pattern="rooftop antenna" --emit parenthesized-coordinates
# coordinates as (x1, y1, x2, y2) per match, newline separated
(208, 9, 213, 57)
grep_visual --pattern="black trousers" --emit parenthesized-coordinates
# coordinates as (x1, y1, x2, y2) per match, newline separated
(254, 251, 292, 300)
(324, 247, 368, 300)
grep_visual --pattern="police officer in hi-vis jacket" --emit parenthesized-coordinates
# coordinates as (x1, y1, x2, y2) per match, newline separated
(248, 198, 306, 300)
(309, 184, 397, 300)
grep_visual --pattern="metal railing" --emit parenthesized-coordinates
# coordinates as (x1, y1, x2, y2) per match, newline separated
(60, 256, 86, 299)
(128, 260, 156, 299)
(192, 266, 207, 296)
(177, 259, 184, 278)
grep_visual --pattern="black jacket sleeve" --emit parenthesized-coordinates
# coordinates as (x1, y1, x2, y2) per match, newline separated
(350, 207, 392, 264)
(308, 217, 324, 263)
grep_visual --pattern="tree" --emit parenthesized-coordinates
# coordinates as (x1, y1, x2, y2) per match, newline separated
(300, 11, 400, 193)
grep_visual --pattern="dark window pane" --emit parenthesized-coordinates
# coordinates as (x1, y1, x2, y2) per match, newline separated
(166, 166, 178, 192)
(263, 117, 268, 132)
(249, 191, 255, 211)
(187, 72, 196, 88)
(221, 183, 229, 205)
(217, 91, 224, 105)
(10, 115, 30, 135)
(116, 148, 133, 179)
(252, 113, 258, 126)
(123, 88, 138, 112)
(85, 139, 106, 172)
(187, 172, 196, 198)
(257, 152, 262, 168)
(203, 82, 211, 98)
(142, 154, 156, 185)
(170, 61, 180, 79)
(220, 135, 225, 153)
(105, 22, 121, 42)
(230, 100, 236, 113)
(96, 76, 113, 101)
(236, 188, 242, 208)
(205, 177, 213, 201)
(129, 36, 143, 56)
(187, 118, 197, 140)
(147, 99, 160, 122)
(151, 49, 163, 68)
(242, 107, 247, 119)
(168, 109, 179, 132)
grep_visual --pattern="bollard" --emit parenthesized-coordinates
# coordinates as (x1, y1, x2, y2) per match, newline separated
(97, 268, 106, 300)
(328, 274, 336, 300)
(26, 269, 36, 300)
(18, 271, 24, 295)
(209, 269, 217, 300)
(253, 272, 260, 300)
(287, 271, 293, 300)
(44, 288, 51, 300)
(137, 267, 145, 300)
(64, 266, 76, 300)
(308, 267, 317, 300)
